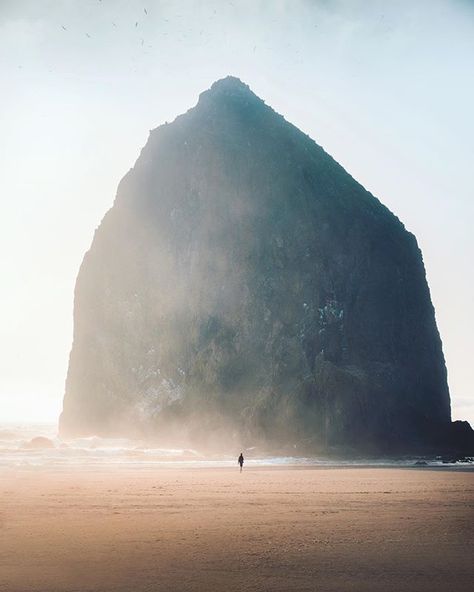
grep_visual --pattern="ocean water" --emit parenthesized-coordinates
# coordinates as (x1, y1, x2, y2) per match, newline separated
(0, 422, 472, 470)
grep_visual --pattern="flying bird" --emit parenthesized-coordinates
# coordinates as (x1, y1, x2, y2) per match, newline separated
(86, 33, 91, 38)
(135, 21, 138, 27)
(144, 8, 147, 15)
(62, 25, 67, 31)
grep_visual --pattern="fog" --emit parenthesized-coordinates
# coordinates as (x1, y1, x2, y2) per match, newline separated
(0, 0, 473, 424)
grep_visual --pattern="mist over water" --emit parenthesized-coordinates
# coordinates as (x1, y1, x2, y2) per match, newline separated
(1, 422, 471, 471)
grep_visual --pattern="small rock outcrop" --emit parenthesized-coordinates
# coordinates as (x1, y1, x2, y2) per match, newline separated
(22, 437, 56, 450)
(60, 76, 464, 454)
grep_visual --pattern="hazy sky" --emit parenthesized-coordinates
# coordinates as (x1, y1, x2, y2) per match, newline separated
(0, 0, 473, 425)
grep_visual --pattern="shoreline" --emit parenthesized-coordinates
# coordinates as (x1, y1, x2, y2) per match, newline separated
(2, 458, 474, 473)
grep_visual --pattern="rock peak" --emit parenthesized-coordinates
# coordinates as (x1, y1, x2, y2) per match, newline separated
(198, 76, 260, 106)
(210, 75, 250, 91)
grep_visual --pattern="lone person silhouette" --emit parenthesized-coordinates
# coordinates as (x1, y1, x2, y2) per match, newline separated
(238, 452, 244, 472)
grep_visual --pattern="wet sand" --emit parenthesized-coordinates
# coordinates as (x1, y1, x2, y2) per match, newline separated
(1, 466, 473, 591)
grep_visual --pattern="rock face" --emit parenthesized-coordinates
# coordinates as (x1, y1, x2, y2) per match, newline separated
(60, 76, 454, 454)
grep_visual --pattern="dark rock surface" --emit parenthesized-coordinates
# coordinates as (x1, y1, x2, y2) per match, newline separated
(60, 76, 462, 454)
(442, 421, 474, 455)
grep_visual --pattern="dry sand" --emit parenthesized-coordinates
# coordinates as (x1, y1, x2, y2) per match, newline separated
(1, 466, 473, 592)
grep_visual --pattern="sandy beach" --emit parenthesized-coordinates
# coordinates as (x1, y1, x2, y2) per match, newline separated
(1, 466, 473, 592)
